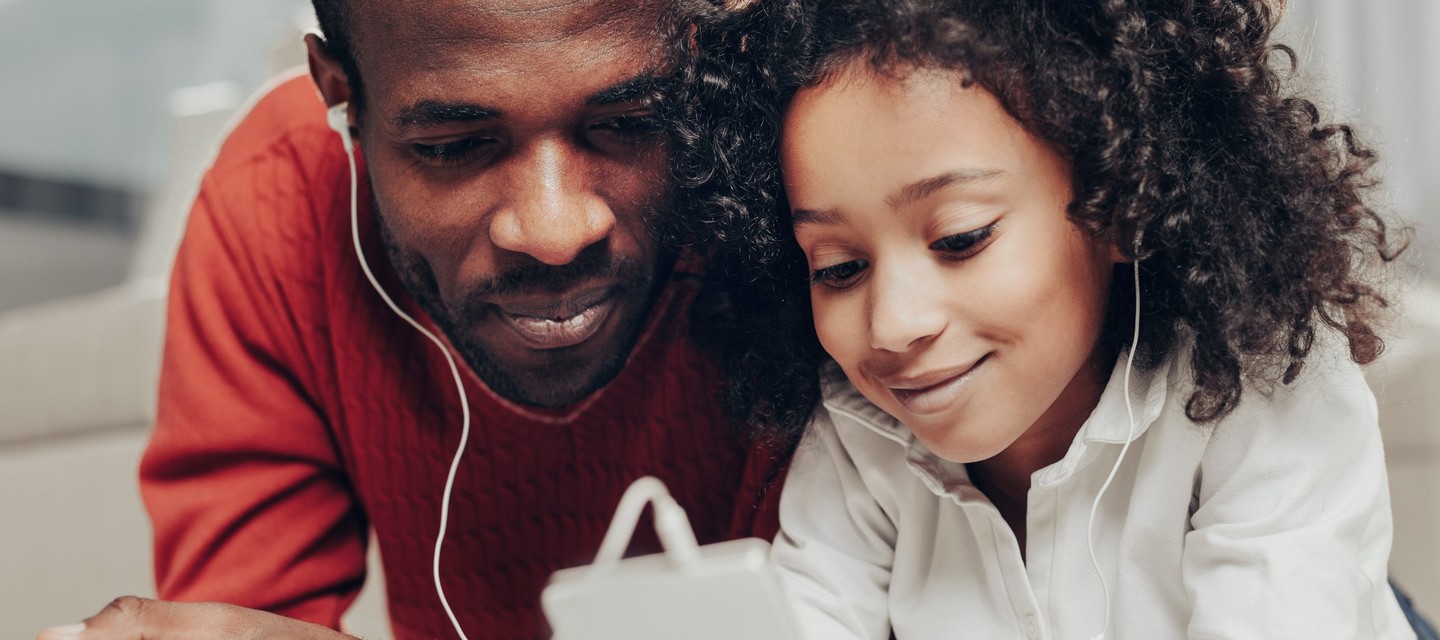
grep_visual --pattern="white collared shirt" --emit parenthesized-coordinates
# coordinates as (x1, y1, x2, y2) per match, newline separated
(772, 345, 1414, 639)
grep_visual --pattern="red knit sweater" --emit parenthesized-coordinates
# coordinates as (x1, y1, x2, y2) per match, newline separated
(141, 74, 787, 639)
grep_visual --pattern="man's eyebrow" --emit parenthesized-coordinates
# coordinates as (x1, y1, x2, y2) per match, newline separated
(392, 101, 501, 131)
(586, 74, 667, 107)
(885, 168, 1004, 210)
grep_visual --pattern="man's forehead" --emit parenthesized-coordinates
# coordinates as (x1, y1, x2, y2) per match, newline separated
(351, 0, 670, 55)
(350, 0, 674, 110)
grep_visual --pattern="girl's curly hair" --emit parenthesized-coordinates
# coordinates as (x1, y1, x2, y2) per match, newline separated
(660, 0, 1406, 442)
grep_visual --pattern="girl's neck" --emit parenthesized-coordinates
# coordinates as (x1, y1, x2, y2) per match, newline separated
(967, 347, 1114, 555)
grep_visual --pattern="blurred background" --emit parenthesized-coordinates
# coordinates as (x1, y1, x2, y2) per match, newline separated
(0, 1, 392, 636)
(0, 0, 311, 311)
(0, 0, 1435, 638)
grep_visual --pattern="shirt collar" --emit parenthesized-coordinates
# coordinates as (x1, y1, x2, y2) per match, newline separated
(819, 363, 978, 501)
(1075, 350, 1171, 445)
(819, 350, 1174, 498)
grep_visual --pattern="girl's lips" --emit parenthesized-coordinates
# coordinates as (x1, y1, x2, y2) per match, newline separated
(886, 354, 991, 416)
(498, 295, 616, 350)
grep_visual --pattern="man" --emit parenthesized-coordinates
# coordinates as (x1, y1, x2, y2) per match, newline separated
(39, 1, 784, 638)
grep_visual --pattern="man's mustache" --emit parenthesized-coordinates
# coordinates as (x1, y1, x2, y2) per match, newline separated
(461, 243, 640, 304)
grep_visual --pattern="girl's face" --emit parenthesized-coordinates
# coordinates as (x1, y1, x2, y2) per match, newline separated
(782, 64, 1120, 463)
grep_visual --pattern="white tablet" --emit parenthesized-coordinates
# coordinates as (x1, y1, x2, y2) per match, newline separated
(543, 537, 801, 640)
(541, 478, 803, 640)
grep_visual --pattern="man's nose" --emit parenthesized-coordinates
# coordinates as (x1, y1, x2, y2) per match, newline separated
(867, 261, 947, 353)
(488, 140, 616, 266)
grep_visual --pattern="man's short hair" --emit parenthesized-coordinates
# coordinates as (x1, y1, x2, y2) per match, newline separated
(310, 0, 366, 107)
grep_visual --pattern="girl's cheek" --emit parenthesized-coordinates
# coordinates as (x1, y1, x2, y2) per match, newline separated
(811, 296, 856, 362)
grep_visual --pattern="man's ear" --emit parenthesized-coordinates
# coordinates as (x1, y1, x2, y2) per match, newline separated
(306, 32, 351, 109)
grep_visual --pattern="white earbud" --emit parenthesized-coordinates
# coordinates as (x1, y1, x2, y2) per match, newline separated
(327, 96, 473, 640)
(327, 101, 353, 153)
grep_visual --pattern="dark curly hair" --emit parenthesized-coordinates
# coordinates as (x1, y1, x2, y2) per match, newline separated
(663, 0, 1406, 442)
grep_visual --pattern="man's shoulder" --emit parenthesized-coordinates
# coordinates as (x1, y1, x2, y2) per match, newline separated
(179, 72, 358, 312)
(211, 71, 336, 174)
(194, 72, 353, 258)
(199, 71, 349, 225)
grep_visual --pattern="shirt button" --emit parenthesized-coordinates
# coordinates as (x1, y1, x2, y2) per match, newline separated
(1024, 614, 1040, 640)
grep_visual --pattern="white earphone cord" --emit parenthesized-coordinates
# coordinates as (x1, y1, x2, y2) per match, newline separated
(340, 129, 475, 640)
(1085, 256, 1142, 640)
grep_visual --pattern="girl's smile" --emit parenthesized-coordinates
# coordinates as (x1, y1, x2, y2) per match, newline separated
(865, 352, 991, 417)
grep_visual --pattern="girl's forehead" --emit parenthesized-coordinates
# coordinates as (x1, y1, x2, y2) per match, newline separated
(796, 60, 963, 110)
(785, 64, 1003, 148)
(781, 67, 1046, 196)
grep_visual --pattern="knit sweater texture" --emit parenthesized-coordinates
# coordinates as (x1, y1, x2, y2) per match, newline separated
(140, 73, 786, 639)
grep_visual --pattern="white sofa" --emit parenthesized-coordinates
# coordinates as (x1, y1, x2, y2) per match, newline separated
(0, 61, 391, 638)
(1368, 276, 1440, 613)
(0, 274, 391, 638)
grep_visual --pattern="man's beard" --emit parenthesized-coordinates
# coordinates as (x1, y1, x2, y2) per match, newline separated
(369, 197, 669, 407)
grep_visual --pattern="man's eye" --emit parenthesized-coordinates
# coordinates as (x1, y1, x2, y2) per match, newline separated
(810, 260, 868, 290)
(590, 113, 663, 138)
(930, 222, 998, 257)
(412, 137, 494, 166)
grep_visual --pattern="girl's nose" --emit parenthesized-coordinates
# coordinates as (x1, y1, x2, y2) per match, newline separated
(866, 262, 948, 353)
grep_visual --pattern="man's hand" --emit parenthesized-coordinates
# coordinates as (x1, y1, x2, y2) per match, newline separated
(36, 597, 357, 640)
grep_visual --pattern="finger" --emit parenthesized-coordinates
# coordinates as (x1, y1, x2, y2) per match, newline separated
(36, 623, 86, 640)
(38, 596, 154, 640)
(39, 597, 355, 640)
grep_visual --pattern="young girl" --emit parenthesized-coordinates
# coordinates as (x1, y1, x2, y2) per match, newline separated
(668, 0, 1417, 638)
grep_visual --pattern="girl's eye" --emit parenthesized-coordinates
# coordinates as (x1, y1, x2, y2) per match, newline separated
(810, 259, 869, 290)
(930, 222, 998, 257)
(412, 137, 496, 166)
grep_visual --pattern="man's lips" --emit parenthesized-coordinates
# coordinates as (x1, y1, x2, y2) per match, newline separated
(491, 285, 618, 350)
(871, 353, 992, 416)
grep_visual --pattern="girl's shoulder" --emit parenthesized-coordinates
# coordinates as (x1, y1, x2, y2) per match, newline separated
(1161, 329, 1381, 481)
(1194, 329, 1377, 439)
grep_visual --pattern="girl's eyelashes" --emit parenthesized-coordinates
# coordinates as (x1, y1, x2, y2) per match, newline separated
(412, 136, 496, 166)
(806, 221, 998, 290)
(930, 221, 998, 257)
(810, 259, 869, 289)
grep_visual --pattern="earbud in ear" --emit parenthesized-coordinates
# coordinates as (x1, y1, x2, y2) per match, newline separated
(327, 101, 353, 153)
(326, 101, 349, 133)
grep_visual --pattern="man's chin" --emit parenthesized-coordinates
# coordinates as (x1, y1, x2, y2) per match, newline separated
(449, 302, 644, 407)
(465, 344, 633, 408)
(403, 254, 673, 408)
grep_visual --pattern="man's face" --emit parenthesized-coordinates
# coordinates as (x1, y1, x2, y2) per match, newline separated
(346, 0, 675, 406)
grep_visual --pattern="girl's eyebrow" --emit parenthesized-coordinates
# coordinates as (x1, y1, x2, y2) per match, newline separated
(791, 206, 844, 228)
(885, 168, 1003, 210)
(792, 168, 1004, 228)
